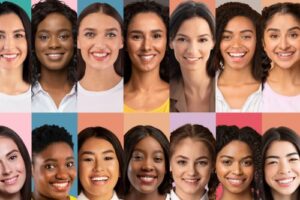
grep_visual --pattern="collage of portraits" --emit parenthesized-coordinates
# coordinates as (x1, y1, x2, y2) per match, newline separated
(0, 0, 299, 200)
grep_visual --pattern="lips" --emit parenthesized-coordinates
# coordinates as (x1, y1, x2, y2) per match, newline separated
(138, 54, 156, 62)
(0, 53, 18, 62)
(184, 56, 201, 62)
(137, 174, 158, 185)
(45, 53, 64, 61)
(182, 177, 200, 184)
(51, 181, 70, 191)
(90, 51, 110, 61)
(226, 177, 246, 186)
(0, 175, 18, 185)
(90, 176, 109, 185)
(275, 177, 295, 187)
(275, 51, 295, 60)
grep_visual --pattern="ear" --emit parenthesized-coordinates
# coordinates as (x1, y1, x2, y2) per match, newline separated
(77, 39, 81, 49)
(120, 36, 124, 49)
(169, 40, 174, 49)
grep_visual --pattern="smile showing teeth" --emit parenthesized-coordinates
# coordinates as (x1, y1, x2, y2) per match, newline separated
(277, 52, 293, 57)
(183, 178, 199, 183)
(92, 52, 108, 58)
(1, 54, 17, 59)
(52, 182, 69, 191)
(139, 176, 156, 183)
(185, 57, 200, 61)
(227, 178, 244, 185)
(140, 55, 154, 61)
(228, 52, 245, 57)
(47, 53, 63, 60)
(91, 176, 109, 181)
(276, 178, 294, 185)
(1, 176, 18, 185)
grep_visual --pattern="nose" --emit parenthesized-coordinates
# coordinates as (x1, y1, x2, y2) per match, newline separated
(93, 159, 104, 172)
(49, 36, 60, 49)
(278, 160, 291, 174)
(55, 166, 69, 180)
(231, 36, 242, 48)
(141, 157, 154, 171)
(232, 162, 243, 176)
(2, 35, 15, 50)
(0, 161, 13, 176)
(187, 163, 197, 176)
(279, 36, 290, 50)
(186, 41, 198, 54)
(141, 36, 152, 51)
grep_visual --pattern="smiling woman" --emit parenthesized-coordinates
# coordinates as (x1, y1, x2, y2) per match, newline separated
(32, 124, 76, 200)
(124, 1, 170, 113)
(0, 126, 31, 200)
(31, 0, 77, 112)
(0, 1, 31, 112)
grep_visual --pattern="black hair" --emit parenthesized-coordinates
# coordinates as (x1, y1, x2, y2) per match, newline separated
(170, 124, 216, 200)
(31, 0, 77, 86)
(0, 1, 31, 83)
(78, 126, 124, 198)
(261, 2, 300, 73)
(32, 124, 74, 157)
(207, 2, 267, 83)
(124, 125, 171, 195)
(77, 2, 123, 80)
(169, 1, 215, 80)
(262, 126, 300, 200)
(124, 1, 169, 83)
(210, 125, 264, 200)
(0, 126, 31, 200)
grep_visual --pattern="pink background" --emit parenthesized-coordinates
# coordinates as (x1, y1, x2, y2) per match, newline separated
(31, 0, 77, 11)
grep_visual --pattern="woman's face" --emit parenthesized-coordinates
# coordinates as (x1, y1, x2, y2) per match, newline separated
(32, 142, 76, 199)
(216, 140, 254, 195)
(35, 13, 74, 71)
(171, 17, 214, 71)
(264, 141, 300, 198)
(0, 136, 26, 196)
(170, 138, 212, 198)
(79, 137, 119, 198)
(126, 12, 167, 73)
(78, 12, 123, 71)
(220, 16, 256, 70)
(263, 13, 300, 69)
(0, 13, 27, 70)
(127, 136, 166, 194)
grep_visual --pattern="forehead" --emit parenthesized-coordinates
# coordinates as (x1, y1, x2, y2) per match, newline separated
(34, 142, 73, 162)
(0, 13, 24, 30)
(0, 136, 19, 156)
(177, 16, 212, 35)
(80, 137, 116, 153)
(266, 13, 300, 29)
(172, 138, 210, 157)
(133, 136, 164, 153)
(266, 140, 298, 157)
(225, 16, 255, 32)
(37, 12, 72, 31)
(218, 140, 252, 159)
(79, 12, 121, 31)
(128, 12, 166, 31)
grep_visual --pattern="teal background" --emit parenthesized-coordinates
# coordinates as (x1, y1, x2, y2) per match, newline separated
(77, 0, 123, 17)
(32, 113, 78, 197)
(0, 0, 31, 18)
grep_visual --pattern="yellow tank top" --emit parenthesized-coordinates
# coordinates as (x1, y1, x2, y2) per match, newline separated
(70, 195, 77, 200)
(124, 99, 170, 113)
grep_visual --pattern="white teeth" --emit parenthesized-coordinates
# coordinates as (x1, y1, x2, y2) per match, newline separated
(140, 55, 154, 61)
(228, 178, 243, 184)
(277, 178, 294, 184)
(52, 182, 68, 189)
(47, 53, 62, 58)
(1, 54, 17, 59)
(139, 176, 155, 182)
(92, 52, 108, 58)
(278, 52, 293, 57)
(91, 176, 109, 181)
(2, 177, 17, 185)
(229, 52, 245, 57)
(184, 178, 199, 183)
(185, 57, 200, 61)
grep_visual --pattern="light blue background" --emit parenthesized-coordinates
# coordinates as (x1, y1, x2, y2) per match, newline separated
(77, 0, 123, 17)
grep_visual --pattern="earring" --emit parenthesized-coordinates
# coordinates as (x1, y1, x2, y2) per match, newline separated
(219, 60, 224, 70)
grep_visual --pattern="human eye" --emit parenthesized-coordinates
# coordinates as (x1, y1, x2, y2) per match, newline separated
(0, 34, 5, 40)
(198, 37, 208, 43)
(176, 37, 187, 42)
(266, 159, 278, 165)
(241, 34, 252, 40)
(221, 159, 232, 166)
(104, 156, 114, 161)
(222, 34, 231, 40)
(66, 161, 75, 168)
(241, 159, 253, 167)
(131, 34, 142, 40)
(269, 33, 279, 39)
(14, 32, 25, 39)
(132, 152, 144, 161)
(289, 155, 300, 162)
(177, 159, 187, 166)
(82, 156, 94, 162)
(38, 33, 49, 41)
(153, 155, 164, 163)
(8, 154, 18, 161)
(84, 31, 95, 39)
(153, 33, 162, 39)
(196, 160, 208, 166)
(289, 32, 299, 39)
(106, 31, 117, 38)
(58, 32, 71, 41)
(44, 163, 56, 170)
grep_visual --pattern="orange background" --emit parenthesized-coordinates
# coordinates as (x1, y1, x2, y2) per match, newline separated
(262, 0, 300, 7)
(78, 113, 124, 144)
(262, 113, 300, 135)
(169, 0, 215, 15)
(124, 113, 170, 138)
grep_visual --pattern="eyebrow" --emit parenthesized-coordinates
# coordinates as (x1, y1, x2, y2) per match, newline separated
(267, 26, 300, 32)
(129, 29, 163, 34)
(220, 155, 252, 159)
(223, 29, 254, 34)
(176, 155, 209, 160)
(83, 27, 119, 32)
(133, 148, 163, 154)
(266, 152, 299, 159)
(37, 28, 71, 33)
(6, 149, 19, 156)
(176, 33, 210, 38)
(44, 156, 74, 163)
(80, 149, 115, 156)
(0, 29, 25, 34)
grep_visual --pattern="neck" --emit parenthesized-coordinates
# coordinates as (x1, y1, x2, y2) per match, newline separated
(175, 188, 205, 200)
(32, 191, 69, 200)
(0, 66, 29, 94)
(219, 64, 256, 85)
(273, 188, 299, 200)
(39, 67, 72, 90)
(126, 189, 165, 200)
(269, 63, 300, 85)
(221, 188, 252, 200)
(80, 65, 121, 91)
(84, 190, 114, 200)
(127, 66, 164, 91)
(0, 192, 21, 200)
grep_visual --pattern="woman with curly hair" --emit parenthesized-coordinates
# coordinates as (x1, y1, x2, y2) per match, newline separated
(262, 126, 300, 200)
(261, 2, 300, 112)
(124, 1, 170, 113)
(169, 1, 215, 112)
(169, 124, 216, 200)
(31, 0, 77, 112)
(211, 125, 263, 200)
(209, 2, 264, 112)
(0, 1, 31, 112)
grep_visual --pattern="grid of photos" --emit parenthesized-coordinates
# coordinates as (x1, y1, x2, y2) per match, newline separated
(0, 0, 300, 200)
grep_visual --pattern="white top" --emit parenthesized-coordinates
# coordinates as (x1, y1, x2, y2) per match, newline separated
(262, 82, 300, 112)
(0, 87, 31, 112)
(170, 189, 208, 200)
(77, 79, 123, 112)
(31, 82, 77, 112)
(78, 191, 121, 200)
(216, 73, 262, 112)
